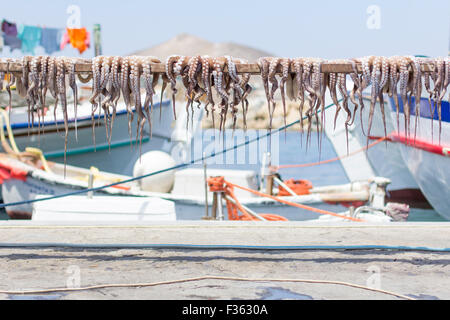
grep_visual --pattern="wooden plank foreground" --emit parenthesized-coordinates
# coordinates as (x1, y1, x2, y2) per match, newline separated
(0, 60, 435, 75)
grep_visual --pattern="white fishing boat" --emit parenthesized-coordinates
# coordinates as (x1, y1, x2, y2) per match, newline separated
(0, 151, 400, 222)
(385, 96, 450, 220)
(324, 82, 450, 220)
(1, 88, 202, 176)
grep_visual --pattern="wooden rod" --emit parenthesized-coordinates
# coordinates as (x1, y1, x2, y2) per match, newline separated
(0, 60, 435, 74)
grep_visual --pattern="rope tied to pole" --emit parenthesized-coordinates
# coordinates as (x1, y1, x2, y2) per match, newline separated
(207, 176, 363, 222)
(207, 176, 288, 221)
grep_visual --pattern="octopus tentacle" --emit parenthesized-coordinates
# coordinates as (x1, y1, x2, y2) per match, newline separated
(120, 56, 134, 145)
(141, 56, 158, 138)
(225, 56, 243, 132)
(279, 58, 291, 132)
(347, 59, 361, 127)
(267, 57, 281, 131)
(408, 56, 422, 142)
(337, 72, 351, 153)
(398, 56, 412, 141)
(292, 58, 305, 134)
(328, 72, 340, 130)
(199, 56, 215, 128)
(367, 56, 382, 146)
(302, 58, 317, 147)
(129, 56, 146, 157)
(39, 56, 50, 122)
(236, 58, 252, 131)
(90, 55, 104, 149)
(211, 57, 228, 131)
(433, 57, 445, 143)
(56, 57, 68, 175)
(257, 57, 271, 126)
(65, 58, 78, 141)
(387, 56, 401, 134)
(378, 56, 390, 141)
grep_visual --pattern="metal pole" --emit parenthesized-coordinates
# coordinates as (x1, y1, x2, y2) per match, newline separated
(87, 173, 94, 199)
(217, 192, 224, 221)
(93, 24, 102, 57)
(273, 176, 298, 197)
(211, 192, 218, 220)
(260, 152, 271, 192)
(202, 152, 210, 220)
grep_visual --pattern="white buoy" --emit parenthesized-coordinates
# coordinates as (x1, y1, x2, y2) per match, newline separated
(133, 151, 176, 193)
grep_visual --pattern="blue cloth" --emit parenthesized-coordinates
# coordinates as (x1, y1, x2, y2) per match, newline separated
(40, 28, 62, 54)
(1, 20, 17, 36)
(3, 34, 21, 51)
(17, 25, 42, 54)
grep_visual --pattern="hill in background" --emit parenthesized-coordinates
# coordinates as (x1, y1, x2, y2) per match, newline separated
(131, 33, 273, 61)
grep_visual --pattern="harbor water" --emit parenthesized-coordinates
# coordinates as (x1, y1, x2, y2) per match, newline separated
(0, 129, 445, 221)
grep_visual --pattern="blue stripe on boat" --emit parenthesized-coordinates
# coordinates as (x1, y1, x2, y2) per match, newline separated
(388, 96, 450, 123)
(6, 100, 171, 130)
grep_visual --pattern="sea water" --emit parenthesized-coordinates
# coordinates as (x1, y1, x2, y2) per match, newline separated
(0, 130, 445, 221)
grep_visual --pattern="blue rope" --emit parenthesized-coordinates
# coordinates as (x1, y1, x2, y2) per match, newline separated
(0, 243, 448, 252)
(0, 101, 338, 209)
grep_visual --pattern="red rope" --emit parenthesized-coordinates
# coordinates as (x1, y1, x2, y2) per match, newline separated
(273, 135, 389, 170)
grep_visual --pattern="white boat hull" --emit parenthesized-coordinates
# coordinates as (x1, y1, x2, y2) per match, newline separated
(324, 91, 426, 207)
(3, 99, 179, 176)
(387, 97, 450, 221)
(0, 156, 367, 221)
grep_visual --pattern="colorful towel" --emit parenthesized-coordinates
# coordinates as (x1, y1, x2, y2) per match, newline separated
(40, 28, 63, 54)
(1, 20, 17, 36)
(17, 25, 42, 54)
(61, 27, 90, 54)
(3, 34, 21, 51)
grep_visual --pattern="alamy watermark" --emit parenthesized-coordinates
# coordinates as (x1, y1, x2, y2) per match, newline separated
(172, 129, 280, 166)
(66, 265, 81, 289)
(366, 265, 381, 290)
(66, 5, 82, 28)
(366, 5, 381, 30)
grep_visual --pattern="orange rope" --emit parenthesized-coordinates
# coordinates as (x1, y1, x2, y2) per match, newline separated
(226, 181, 364, 222)
(207, 176, 363, 222)
(273, 134, 390, 170)
(208, 176, 288, 221)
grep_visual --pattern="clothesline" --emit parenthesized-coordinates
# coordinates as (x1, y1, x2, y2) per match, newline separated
(0, 19, 91, 55)
(0, 59, 436, 74)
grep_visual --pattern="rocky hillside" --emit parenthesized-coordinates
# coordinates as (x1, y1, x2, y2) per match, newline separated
(131, 33, 273, 61)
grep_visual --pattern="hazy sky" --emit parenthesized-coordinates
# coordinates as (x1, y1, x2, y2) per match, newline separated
(1, 0, 449, 59)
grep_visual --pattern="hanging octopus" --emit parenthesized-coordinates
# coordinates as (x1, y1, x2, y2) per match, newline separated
(3, 54, 449, 172)
(56, 57, 69, 174)
(211, 56, 228, 131)
(433, 57, 446, 143)
(199, 55, 215, 127)
(290, 58, 306, 133)
(141, 56, 161, 136)
(234, 57, 252, 131)
(398, 56, 412, 140)
(89, 55, 104, 148)
(164, 55, 190, 120)
(64, 58, 78, 141)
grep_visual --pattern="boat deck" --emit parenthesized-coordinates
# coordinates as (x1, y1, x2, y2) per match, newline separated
(0, 221, 449, 300)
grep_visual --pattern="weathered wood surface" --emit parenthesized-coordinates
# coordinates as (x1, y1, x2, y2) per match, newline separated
(0, 61, 435, 74)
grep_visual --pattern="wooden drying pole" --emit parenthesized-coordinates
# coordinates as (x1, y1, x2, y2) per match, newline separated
(0, 60, 436, 75)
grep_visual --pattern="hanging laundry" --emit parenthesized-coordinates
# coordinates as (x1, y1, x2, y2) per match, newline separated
(40, 28, 63, 54)
(1, 20, 18, 36)
(3, 34, 22, 51)
(60, 27, 90, 54)
(17, 25, 42, 55)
